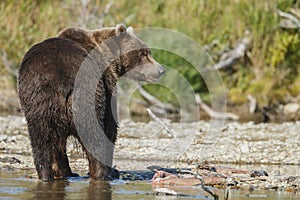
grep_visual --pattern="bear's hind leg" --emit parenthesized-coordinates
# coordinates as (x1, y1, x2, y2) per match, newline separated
(84, 150, 119, 180)
(28, 123, 55, 182)
(86, 151, 109, 180)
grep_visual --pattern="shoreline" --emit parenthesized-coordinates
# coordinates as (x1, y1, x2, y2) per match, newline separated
(1, 115, 300, 166)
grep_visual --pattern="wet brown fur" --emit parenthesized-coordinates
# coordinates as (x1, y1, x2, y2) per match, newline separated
(18, 25, 164, 181)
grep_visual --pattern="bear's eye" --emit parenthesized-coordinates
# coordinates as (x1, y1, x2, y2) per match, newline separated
(139, 50, 148, 57)
(147, 48, 151, 55)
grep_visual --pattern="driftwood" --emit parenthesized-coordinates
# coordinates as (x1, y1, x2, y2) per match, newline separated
(180, 170, 220, 200)
(247, 94, 257, 114)
(278, 9, 300, 29)
(131, 98, 171, 116)
(195, 94, 239, 120)
(146, 108, 173, 137)
(212, 31, 251, 71)
(137, 84, 179, 113)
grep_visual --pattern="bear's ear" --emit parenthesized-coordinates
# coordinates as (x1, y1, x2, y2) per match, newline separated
(126, 26, 134, 33)
(116, 24, 126, 35)
(126, 26, 138, 39)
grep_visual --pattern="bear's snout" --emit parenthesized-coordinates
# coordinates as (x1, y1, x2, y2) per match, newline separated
(158, 65, 165, 76)
(147, 63, 165, 82)
(151, 59, 165, 82)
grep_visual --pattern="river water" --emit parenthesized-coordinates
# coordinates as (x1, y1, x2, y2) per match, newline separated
(0, 166, 299, 200)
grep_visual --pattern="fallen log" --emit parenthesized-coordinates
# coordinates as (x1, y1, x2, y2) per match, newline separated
(195, 94, 239, 120)
(278, 9, 300, 29)
(212, 31, 251, 71)
(137, 84, 178, 113)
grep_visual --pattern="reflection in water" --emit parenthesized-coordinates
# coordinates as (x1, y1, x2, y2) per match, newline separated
(33, 180, 69, 199)
(31, 179, 113, 200)
(89, 180, 112, 200)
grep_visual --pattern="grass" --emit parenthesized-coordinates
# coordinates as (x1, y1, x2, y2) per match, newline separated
(0, 0, 299, 107)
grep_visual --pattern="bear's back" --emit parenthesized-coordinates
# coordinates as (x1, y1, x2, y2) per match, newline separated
(19, 38, 89, 79)
(18, 37, 102, 120)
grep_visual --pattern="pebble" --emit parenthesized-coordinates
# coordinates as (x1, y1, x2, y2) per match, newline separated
(0, 134, 7, 141)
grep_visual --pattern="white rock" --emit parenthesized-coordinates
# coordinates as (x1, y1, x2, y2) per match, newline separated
(240, 143, 250, 153)
(283, 103, 300, 115)
(0, 134, 8, 141)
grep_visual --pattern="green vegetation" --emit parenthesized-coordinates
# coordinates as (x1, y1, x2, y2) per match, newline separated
(0, 0, 299, 107)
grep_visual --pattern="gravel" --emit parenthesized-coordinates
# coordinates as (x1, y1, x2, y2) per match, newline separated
(0, 115, 299, 191)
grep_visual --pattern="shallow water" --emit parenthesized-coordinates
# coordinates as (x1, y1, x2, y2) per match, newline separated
(0, 168, 299, 200)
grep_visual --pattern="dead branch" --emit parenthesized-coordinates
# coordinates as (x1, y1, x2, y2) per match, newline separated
(131, 98, 168, 115)
(69, 0, 114, 28)
(180, 170, 219, 200)
(131, 98, 149, 107)
(224, 186, 231, 200)
(203, 39, 218, 51)
(195, 94, 239, 120)
(278, 10, 300, 29)
(148, 105, 169, 116)
(137, 84, 179, 113)
(261, 106, 275, 123)
(0, 50, 17, 78)
(99, 0, 114, 27)
(146, 108, 173, 137)
(213, 31, 251, 70)
(247, 94, 257, 113)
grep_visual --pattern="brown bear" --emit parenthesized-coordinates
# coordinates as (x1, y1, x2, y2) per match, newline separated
(18, 24, 165, 182)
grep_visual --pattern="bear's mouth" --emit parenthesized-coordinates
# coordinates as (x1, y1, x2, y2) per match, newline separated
(124, 68, 164, 83)
(140, 71, 164, 83)
(145, 76, 161, 83)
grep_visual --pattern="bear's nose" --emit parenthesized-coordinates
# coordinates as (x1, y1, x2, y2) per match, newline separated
(158, 66, 165, 75)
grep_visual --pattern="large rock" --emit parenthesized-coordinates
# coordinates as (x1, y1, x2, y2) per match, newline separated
(283, 103, 300, 116)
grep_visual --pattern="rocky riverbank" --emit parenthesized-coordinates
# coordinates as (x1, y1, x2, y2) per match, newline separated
(0, 115, 299, 193)
(1, 115, 300, 166)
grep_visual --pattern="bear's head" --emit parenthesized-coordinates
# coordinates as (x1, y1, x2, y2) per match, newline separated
(58, 24, 165, 83)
